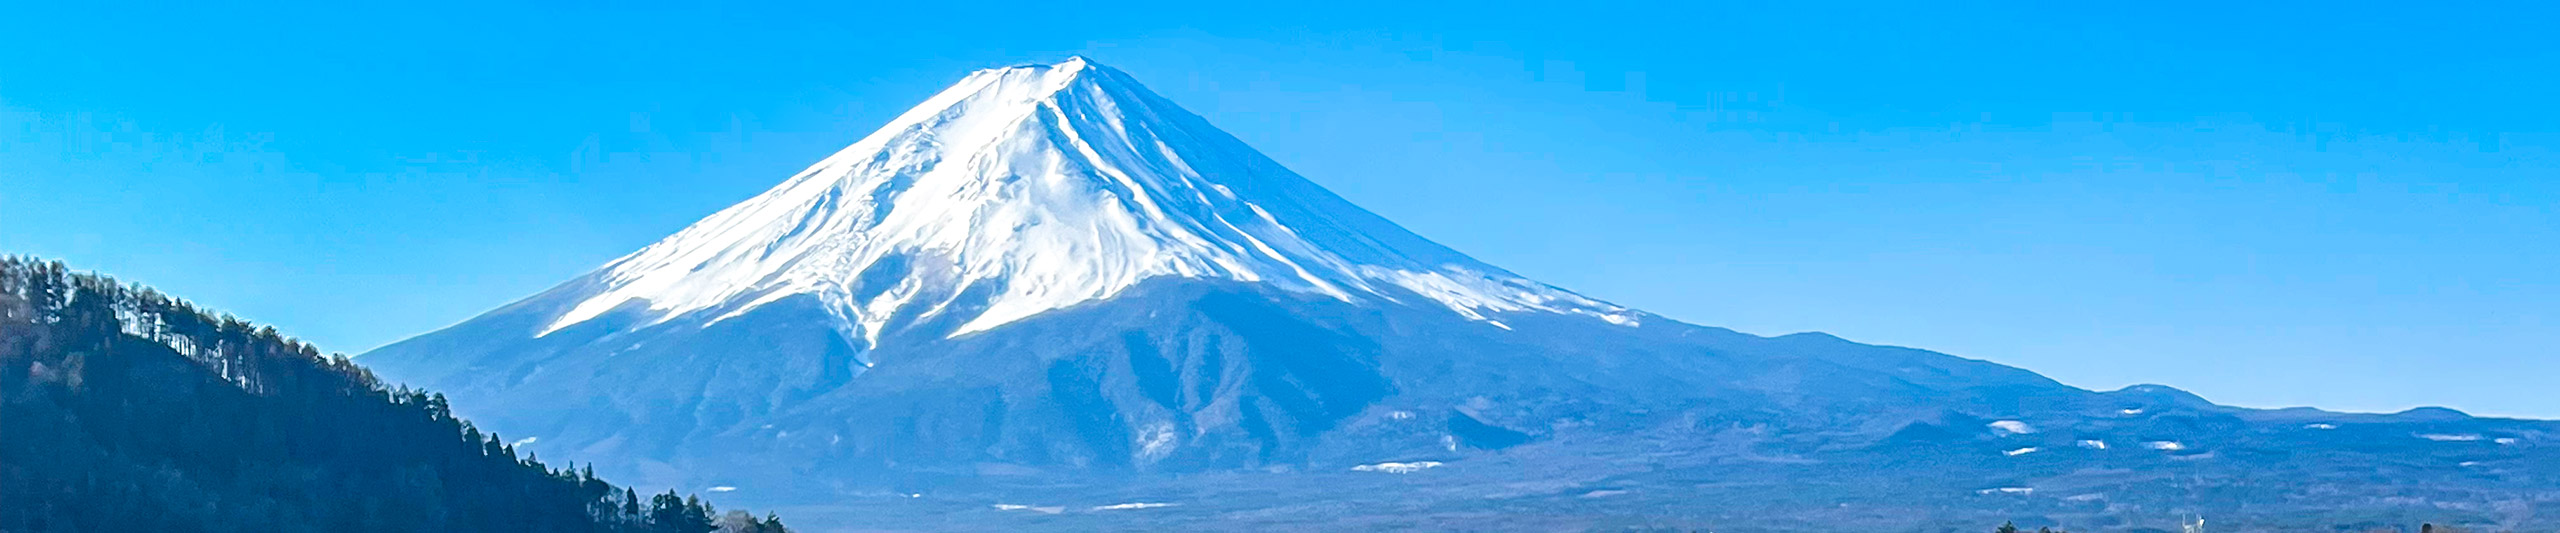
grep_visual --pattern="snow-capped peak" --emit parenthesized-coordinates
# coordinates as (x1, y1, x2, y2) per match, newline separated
(539, 57, 1636, 345)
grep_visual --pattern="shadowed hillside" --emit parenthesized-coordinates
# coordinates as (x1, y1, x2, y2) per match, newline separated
(0, 257, 788, 533)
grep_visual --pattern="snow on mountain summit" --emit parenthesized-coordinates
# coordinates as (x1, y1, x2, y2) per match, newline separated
(540, 57, 1636, 345)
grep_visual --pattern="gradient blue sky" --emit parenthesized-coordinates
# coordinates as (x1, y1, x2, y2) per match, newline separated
(3, 1, 2554, 416)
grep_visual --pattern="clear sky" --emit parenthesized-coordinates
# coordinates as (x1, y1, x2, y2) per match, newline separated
(3, 1, 2554, 416)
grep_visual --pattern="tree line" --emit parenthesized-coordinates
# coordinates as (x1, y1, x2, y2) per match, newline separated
(0, 256, 788, 533)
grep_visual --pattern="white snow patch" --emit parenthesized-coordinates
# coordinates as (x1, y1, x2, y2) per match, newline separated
(2077, 439, 2108, 450)
(992, 504, 1064, 514)
(706, 486, 737, 493)
(2418, 433, 2483, 442)
(2144, 441, 2186, 451)
(1357, 266, 1638, 328)
(2119, 408, 2144, 415)
(1987, 420, 2036, 435)
(1353, 461, 1444, 474)
(1091, 502, 1178, 511)
(1977, 487, 2034, 495)
(1580, 490, 1629, 498)
(1135, 422, 1178, 463)
(2495, 437, 2519, 445)
(1385, 410, 1416, 421)
(2305, 423, 2337, 430)
(2004, 447, 2039, 456)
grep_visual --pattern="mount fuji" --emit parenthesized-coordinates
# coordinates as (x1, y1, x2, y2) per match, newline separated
(363, 58, 2560, 531)
(535, 56, 1633, 349)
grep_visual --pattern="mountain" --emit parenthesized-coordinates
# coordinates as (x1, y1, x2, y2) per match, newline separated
(361, 58, 2560, 531)
(0, 257, 787, 533)
(527, 57, 1632, 343)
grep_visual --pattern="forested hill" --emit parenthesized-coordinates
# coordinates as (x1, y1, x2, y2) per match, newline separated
(0, 257, 788, 533)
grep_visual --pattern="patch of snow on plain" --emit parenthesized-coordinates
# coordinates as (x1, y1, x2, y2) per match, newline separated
(2305, 423, 2337, 430)
(1988, 420, 2036, 435)
(2496, 437, 2519, 445)
(2144, 441, 2186, 451)
(2004, 447, 2039, 456)
(2077, 440, 2108, 450)
(992, 504, 1064, 514)
(1977, 487, 2034, 495)
(1353, 461, 1443, 474)
(1091, 502, 1177, 511)
(2418, 433, 2484, 442)
(2120, 408, 2143, 415)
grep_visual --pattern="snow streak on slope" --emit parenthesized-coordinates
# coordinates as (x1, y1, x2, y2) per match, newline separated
(540, 57, 1635, 347)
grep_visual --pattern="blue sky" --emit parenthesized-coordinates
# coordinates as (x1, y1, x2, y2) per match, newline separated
(3, 1, 2554, 416)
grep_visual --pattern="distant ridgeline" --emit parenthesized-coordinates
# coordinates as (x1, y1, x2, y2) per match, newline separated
(0, 257, 788, 533)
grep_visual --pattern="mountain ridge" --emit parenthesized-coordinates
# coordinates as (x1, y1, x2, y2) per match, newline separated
(0, 257, 784, 533)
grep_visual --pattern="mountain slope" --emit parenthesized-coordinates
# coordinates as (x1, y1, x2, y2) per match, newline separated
(360, 59, 2560, 531)
(0, 257, 779, 533)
